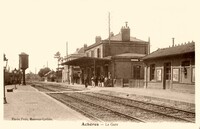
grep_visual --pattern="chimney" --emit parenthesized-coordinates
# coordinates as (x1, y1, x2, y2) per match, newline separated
(95, 36, 101, 44)
(84, 44, 87, 52)
(121, 22, 130, 41)
(110, 32, 114, 37)
(172, 38, 175, 47)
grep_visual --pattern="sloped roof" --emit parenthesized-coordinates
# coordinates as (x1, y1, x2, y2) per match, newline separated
(61, 56, 111, 66)
(105, 33, 146, 42)
(63, 47, 85, 60)
(73, 47, 85, 54)
(44, 70, 55, 77)
(143, 42, 195, 60)
(85, 33, 147, 50)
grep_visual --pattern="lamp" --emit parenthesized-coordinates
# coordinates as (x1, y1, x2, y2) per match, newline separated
(3, 54, 8, 104)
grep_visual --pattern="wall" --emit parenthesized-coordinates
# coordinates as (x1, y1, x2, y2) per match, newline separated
(146, 82, 163, 89)
(85, 44, 103, 58)
(103, 42, 148, 57)
(112, 58, 145, 83)
(144, 53, 195, 92)
(172, 83, 195, 93)
(114, 61, 132, 79)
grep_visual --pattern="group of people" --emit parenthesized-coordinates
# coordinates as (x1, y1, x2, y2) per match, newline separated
(91, 74, 106, 87)
(84, 74, 111, 88)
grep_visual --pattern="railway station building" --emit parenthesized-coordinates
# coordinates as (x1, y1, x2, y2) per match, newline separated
(62, 23, 150, 87)
(62, 47, 85, 84)
(142, 42, 195, 93)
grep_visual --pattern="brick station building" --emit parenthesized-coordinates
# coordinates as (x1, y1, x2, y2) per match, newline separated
(143, 42, 195, 93)
(62, 23, 150, 87)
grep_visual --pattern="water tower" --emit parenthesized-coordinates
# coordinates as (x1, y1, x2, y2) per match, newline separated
(19, 52, 29, 85)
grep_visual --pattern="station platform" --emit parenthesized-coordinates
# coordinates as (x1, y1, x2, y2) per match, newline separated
(57, 82, 195, 105)
(3, 85, 91, 121)
(4, 82, 195, 121)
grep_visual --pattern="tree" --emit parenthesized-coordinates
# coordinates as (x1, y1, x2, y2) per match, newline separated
(54, 51, 60, 59)
(38, 67, 51, 78)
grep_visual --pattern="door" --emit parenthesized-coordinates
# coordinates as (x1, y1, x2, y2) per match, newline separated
(133, 65, 141, 79)
(132, 65, 141, 87)
(163, 62, 171, 89)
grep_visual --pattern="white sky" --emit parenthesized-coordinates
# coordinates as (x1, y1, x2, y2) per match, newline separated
(1, 0, 200, 73)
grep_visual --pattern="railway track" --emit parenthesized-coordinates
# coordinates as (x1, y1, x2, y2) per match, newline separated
(47, 93, 145, 122)
(78, 92, 195, 123)
(32, 84, 55, 92)
(62, 92, 193, 122)
(31, 83, 80, 92)
(31, 82, 195, 122)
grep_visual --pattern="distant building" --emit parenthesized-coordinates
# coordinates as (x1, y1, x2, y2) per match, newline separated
(143, 42, 195, 93)
(43, 70, 56, 82)
(62, 23, 150, 87)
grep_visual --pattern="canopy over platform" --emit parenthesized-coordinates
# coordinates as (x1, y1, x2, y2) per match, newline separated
(61, 57, 111, 67)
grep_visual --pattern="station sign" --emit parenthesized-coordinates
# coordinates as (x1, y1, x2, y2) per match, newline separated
(131, 58, 139, 62)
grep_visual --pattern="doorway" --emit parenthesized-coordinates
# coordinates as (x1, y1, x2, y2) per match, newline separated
(163, 62, 171, 89)
(132, 65, 142, 88)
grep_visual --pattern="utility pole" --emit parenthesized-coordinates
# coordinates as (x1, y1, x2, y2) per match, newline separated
(148, 37, 150, 54)
(66, 42, 68, 58)
(108, 12, 111, 56)
(66, 42, 70, 84)
(108, 12, 111, 45)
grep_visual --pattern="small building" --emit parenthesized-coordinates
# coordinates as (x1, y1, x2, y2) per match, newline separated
(62, 23, 150, 87)
(143, 42, 195, 93)
(44, 70, 56, 82)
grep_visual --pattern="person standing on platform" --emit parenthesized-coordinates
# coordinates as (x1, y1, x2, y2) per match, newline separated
(84, 74, 89, 88)
(104, 76, 108, 87)
(91, 75, 95, 87)
(100, 74, 104, 87)
(98, 76, 101, 87)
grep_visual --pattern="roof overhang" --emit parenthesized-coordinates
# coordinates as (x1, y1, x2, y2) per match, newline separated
(61, 57, 111, 67)
(143, 52, 195, 61)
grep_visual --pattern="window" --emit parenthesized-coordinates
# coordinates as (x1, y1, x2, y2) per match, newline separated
(133, 65, 141, 79)
(97, 48, 101, 58)
(181, 60, 190, 79)
(150, 64, 155, 80)
(91, 50, 94, 57)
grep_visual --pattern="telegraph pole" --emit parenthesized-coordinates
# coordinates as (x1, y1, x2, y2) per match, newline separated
(66, 42, 70, 84)
(108, 12, 111, 57)
(108, 12, 111, 45)
(66, 42, 68, 58)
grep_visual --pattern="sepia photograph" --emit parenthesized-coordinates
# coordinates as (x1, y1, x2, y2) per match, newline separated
(1, 0, 199, 129)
